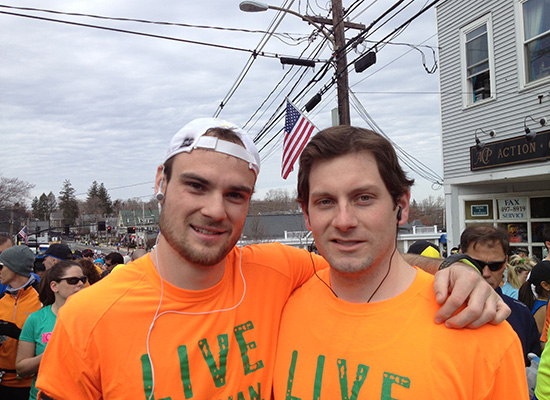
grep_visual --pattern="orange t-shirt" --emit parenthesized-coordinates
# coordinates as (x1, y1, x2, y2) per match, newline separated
(37, 243, 325, 399)
(274, 268, 528, 399)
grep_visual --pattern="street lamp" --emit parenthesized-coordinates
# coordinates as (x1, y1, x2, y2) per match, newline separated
(239, 0, 350, 124)
(239, 1, 334, 45)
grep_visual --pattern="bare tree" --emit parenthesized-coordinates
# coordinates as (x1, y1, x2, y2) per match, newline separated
(409, 195, 445, 228)
(0, 175, 34, 208)
(249, 188, 300, 214)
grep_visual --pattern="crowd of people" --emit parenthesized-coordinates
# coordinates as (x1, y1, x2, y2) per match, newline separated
(407, 220, 550, 398)
(0, 237, 143, 399)
(2, 118, 547, 399)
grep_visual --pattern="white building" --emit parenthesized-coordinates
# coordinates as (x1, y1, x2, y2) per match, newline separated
(436, 0, 550, 259)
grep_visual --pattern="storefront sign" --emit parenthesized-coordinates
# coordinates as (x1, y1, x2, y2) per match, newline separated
(471, 205, 489, 216)
(498, 198, 527, 219)
(470, 130, 550, 171)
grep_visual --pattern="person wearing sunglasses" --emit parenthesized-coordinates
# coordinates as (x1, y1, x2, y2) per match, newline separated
(15, 260, 86, 400)
(0, 245, 41, 400)
(460, 225, 541, 365)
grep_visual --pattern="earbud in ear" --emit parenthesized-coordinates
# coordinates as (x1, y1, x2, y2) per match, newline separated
(397, 206, 402, 222)
(156, 170, 165, 202)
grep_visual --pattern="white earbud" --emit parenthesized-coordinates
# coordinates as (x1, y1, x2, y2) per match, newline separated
(156, 167, 165, 201)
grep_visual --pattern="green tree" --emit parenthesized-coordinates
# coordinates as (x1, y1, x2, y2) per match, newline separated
(85, 181, 113, 217)
(47, 191, 57, 217)
(86, 181, 99, 201)
(31, 196, 39, 218)
(38, 193, 49, 221)
(58, 180, 79, 226)
(97, 183, 113, 216)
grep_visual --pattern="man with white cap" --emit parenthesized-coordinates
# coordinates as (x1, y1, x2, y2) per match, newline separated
(0, 245, 41, 400)
(37, 118, 507, 400)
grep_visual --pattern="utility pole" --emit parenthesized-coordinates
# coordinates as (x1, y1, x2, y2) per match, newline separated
(240, 1, 361, 124)
(331, 0, 350, 125)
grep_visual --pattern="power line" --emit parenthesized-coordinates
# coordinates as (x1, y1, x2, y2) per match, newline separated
(0, 10, 291, 60)
(214, 0, 296, 118)
(0, 4, 308, 41)
(349, 89, 443, 186)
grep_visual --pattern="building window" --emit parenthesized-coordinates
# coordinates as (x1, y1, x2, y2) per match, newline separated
(463, 195, 550, 260)
(461, 15, 495, 106)
(522, 0, 550, 84)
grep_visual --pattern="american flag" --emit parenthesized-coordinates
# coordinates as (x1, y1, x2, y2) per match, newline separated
(18, 226, 28, 245)
(281, 100, 316, 179)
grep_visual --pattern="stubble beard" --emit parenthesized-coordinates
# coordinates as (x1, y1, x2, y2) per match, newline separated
(159, 210, 238, 267)
(326, 253, 375, 276)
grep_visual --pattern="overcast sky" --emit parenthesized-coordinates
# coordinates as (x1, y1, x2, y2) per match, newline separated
(1, 0, 444, 205)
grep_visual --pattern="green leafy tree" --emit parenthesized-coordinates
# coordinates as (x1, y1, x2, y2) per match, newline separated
(58, 180, 79, 226)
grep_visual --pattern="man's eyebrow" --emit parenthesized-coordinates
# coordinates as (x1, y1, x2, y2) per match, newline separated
(310, 185, 377, 198)
(179, 172, 253, 195)
(230, 184, 254, 195)
(179, 172, 209, 185)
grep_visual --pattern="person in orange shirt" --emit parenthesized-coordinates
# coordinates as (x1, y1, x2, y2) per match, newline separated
(274, 125, 528, 399)
(36, 119, 507, 400)
(0, 245, 41, 400)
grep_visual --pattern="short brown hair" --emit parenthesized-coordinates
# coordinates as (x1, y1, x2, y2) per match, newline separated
(460, 225, 510, 256)
(297, 125, 414, 211)
(0, 234, 13, 247)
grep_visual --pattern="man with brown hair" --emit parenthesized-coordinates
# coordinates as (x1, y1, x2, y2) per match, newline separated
(460, 225, 540, 365)
(274, 126, 527, 398)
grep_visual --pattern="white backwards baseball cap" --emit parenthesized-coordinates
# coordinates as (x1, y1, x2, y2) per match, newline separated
(164, 118, 260, 176)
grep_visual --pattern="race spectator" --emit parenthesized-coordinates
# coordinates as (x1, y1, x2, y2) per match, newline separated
(77, 259, 102, 285)
(461, 225, 541, 365)
(0, 234, 14, 295)
(37, 244, 72, 270)
(518, 260, 550, 336)
(407, 240, 441, 258)
(81, 249, 94, 261)
(503, 255, 536, 299)
(272, 125, 527, 399)
(0, 245, 41, 399)
(16, 260, 86, 400)
(102, 252, 124, 276)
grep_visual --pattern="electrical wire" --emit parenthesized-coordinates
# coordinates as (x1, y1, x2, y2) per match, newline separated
(0, 4, 308, 43)
(214, 0, 297, 117)
(348, 89, 443, 185)
(0, 9, 298, 60)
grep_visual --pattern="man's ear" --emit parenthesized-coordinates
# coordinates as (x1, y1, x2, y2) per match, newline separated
(396, 191, 411, 225)
(301, 203, 312, 231)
